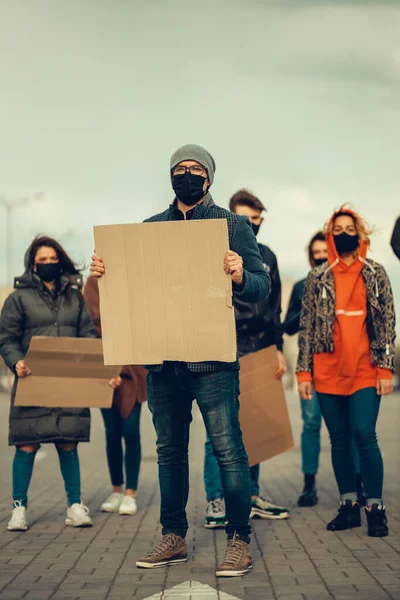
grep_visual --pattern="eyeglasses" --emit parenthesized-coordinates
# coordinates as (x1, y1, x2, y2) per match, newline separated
(172, 165, 206, 176)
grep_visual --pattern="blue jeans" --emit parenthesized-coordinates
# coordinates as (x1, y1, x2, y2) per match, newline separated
(301, 391, 360, 476)
(101, 402, 142, 490)
(147, 364, 252, 540)
(317, 387, 383, 499)
(300, 392, 322, 475)
(204, 434, 260, 499)
(13, 445, 81, 507)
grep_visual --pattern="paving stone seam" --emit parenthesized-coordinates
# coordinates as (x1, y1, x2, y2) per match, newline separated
(380, 537, 400, 557)
(211, 527, 221, 599)
(103, 480, 159, 600)
(284, 518, 336, 599)
(0, 479, 109, 598)
(252, 522, 279, 600)
(328, 532, 397, 600)
(283, 478, 398, 600)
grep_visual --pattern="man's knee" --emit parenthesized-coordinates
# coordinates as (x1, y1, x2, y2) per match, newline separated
(303, 417, 321, 433)
(211, 438, 247, 466)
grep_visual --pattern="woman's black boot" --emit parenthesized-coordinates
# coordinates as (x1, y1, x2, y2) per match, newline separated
(327, 500, 361, 531)
(298, 474, 318, 507)
(365, 504, 389, 537)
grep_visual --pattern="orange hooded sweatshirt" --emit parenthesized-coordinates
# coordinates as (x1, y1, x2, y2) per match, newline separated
(298, 210, 391, 395)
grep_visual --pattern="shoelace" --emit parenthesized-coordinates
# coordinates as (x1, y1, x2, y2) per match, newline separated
(13, 500, 23, 510)
(223, 538, 246, 566)
(258, 494, 273, 504)
(211, 499, 225, 514)
(146, 534, 178, 558)
(70, 503, 89, 515)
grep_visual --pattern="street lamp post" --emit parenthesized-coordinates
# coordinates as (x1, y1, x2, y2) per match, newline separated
(0, 192, 45, 285)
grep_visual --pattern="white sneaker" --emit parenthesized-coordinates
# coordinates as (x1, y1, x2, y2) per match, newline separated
(119, 495, 137, 515)
(66, 503, 93, 527)
(101, 492, 123, 513)
(250, 495, 290, 520)
(8, 502, 28, 531)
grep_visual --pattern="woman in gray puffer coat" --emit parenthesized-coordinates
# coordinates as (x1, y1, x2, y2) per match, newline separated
(0, 236, 96, 532)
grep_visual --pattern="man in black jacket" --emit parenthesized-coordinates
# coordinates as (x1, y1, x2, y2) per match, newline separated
(203, 189, 290, 530)
(90, 145, 270, 577)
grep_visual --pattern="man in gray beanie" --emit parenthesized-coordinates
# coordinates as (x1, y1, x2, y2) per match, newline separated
(90, 144, 270, 577)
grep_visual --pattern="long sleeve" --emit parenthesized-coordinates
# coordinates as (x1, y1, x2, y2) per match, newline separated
(77, 290, 96, 338)
(0, 293, 25, 371)
(296, 272, 316, 375)
(390, 216, 400, 261)
(376, 264, 396, 371)
(267, 252, 284, 351)
(283, 280, 304, 336)
(230, 217, 271, 304)
(83, 277, 102, 338)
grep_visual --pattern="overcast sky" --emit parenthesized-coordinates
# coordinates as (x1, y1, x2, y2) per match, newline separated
(0, 0, 399, 320)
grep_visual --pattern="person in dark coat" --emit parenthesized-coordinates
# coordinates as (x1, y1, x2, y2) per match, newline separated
(90, 144, 271, 577)
(84, 276, 147, 516)
(203, 189, 289, 531)
(283, 231, 363, 508)
(390, 216, 400, 260)
(0, 236, 96, 532)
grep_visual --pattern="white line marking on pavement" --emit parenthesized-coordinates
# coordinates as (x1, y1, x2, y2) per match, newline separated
(143, 580, 242, 599)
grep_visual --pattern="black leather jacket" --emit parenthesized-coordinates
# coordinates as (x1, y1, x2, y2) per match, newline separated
(234, 243, 283, 355)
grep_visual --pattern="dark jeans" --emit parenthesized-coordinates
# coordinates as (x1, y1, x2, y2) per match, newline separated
(204, 433, 260, 500)
(147, 363, 252, 541)
(101, 402, 142, 490)
(317, 387, 383, 500)
(300, 391, 360, 476)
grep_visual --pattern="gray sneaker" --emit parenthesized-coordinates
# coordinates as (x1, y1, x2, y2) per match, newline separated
(204, 498, 228, 529)
(250, 494, 289, 520)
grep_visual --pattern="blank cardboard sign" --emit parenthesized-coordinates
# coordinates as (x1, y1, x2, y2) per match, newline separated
(239, 346, 294, 466)
(94, 220, 236, 366)
(15, 337, 119, 408)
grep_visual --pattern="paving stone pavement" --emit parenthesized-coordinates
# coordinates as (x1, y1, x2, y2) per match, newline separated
(0, 389, 399, 600)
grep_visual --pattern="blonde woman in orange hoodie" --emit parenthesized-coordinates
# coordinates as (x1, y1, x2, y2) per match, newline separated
(297, 207, 396, 538)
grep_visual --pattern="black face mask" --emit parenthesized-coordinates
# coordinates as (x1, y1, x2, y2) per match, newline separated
(35, 263, 62, 282)
(251, 222, 260, 237)
(314, 257, 326, 267)
(334, 232, 359, 254)
(172, 172, 206, 206)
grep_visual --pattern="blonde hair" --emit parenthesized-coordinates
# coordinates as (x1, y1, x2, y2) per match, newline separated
(324, 204, 374, 247)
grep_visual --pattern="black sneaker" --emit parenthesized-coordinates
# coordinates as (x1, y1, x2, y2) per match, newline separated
(365, 504, 389, 537)
(327, 500, 361, 531)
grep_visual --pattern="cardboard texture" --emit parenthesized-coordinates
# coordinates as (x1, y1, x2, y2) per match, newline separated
(15, 337, 119, 408)
(94, 220, 236, 365)
(239, 346, 294, 466)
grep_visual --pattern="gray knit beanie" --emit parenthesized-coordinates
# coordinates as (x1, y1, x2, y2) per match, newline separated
(170, 144, 216, 185)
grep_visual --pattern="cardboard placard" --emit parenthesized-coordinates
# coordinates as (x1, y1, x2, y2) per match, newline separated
(94, 220, 236, 365)
(239, 346, 294, 466)
(15, 337, 120, 408)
